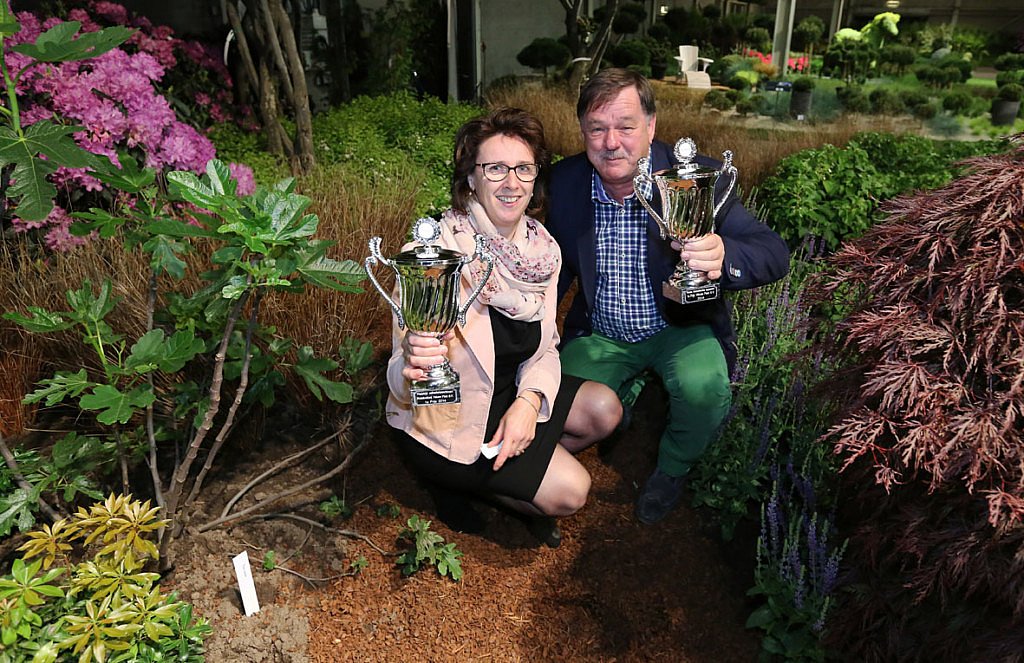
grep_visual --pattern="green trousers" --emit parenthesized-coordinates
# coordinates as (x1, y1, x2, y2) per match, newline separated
(560, 324, 731, 477)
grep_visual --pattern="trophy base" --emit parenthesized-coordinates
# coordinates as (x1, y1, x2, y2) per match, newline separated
(663, 280, 720, 305)
(411, 362, 461, 406)
(411, 385, 461, 406)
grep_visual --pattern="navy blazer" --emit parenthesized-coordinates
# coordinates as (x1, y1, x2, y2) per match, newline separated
(546, 140, 790, 374)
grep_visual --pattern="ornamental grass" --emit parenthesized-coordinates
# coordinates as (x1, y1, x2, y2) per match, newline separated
(486, 80, 887, 191)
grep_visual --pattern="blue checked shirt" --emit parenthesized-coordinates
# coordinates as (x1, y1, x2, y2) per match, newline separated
(590, 159, 668, 343)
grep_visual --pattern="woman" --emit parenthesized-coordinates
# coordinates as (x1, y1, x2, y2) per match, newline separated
(386, 108, 622, 546)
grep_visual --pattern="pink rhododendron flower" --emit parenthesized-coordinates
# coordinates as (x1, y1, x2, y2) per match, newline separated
(229, 162, 256, 196)
(90, 1, 130, 25)
(67, 8, 101, 32)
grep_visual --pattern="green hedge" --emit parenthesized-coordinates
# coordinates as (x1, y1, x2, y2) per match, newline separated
(759, 132, 1007, 250)
(211, 92, 484, 216)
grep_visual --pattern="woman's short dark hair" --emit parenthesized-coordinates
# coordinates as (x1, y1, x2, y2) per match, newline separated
(451, 107, 551, 218)
(576, 67, 656, 121)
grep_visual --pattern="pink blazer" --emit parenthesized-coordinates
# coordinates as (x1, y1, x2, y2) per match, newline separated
(385, 215, 563, 465)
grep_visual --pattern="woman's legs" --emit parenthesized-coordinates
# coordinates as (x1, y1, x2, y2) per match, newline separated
(494, 445, 591, 517)
(560, 380, 623, 453)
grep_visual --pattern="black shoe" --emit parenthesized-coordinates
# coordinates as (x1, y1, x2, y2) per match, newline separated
(527, 516, 562, 548)
(427, 485, 486, 534)
(635, 468, 685, 524)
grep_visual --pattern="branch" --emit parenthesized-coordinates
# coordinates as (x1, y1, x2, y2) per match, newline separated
(198, 428, 369, 532)
(184, 288, 264, 506)
(218, 427, 343, 520)
(144, 272, 164, 509)
(226, 2, 260, 92)
(237, 512, 390, 556)
(0, 430, 62, 522)
(258, 0, 295, 100)
(161, 288, 250, 551)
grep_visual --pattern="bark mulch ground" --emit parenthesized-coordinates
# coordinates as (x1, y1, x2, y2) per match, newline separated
(303, 388, 762, 662)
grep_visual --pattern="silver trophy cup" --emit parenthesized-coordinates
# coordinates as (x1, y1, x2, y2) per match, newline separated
(365, 218, 493, 406)
(634, 137, 737, 305)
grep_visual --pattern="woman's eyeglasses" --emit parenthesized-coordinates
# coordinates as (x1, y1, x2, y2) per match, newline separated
(476, 162, 540, 182)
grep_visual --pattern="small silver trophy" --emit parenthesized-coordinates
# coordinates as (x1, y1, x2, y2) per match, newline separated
(634, 137, 737, 305)
(365, 218, 493, 406)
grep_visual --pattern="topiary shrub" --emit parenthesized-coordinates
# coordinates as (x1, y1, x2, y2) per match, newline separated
(993, 52, 1024, 71)
(836, 85, 871, 113)
(994, 70, 1023, 88)
(516, 37, 571, 76)
(996, 82, 1024, 102)
(868, 87, 905, 114)
(898, 88, 930, 110)
(941, 89, 973, 114)
(735, 95, 759, 116)
(791, 76, 815, 93)
(806, 137, 1024, 662)
(607, 38, 651, 68)
(911, 99, 939, 120)
(703, 89, 735, 111)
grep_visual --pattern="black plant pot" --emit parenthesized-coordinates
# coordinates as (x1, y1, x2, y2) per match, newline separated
(991, 99, 1021, 126)
(651, 62, 667, 80)
(789, 90, 812, 119)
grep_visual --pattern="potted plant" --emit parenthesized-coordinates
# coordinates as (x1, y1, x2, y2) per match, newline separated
(647, 39, 671, 80)
(789, 76, 815, 119)
(991, 83, 1022, 126)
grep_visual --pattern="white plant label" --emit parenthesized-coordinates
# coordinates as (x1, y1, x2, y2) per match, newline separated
(232, 551, 261, 616)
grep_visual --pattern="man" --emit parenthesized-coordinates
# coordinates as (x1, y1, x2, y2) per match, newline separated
(547, 68, 789, 524)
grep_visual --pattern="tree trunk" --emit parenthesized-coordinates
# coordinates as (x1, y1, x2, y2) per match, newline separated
(269, 0, 315, 174)
(324, 0, 351, 103)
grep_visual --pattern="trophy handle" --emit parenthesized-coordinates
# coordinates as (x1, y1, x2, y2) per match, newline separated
(633, 156, 669, 240)
(365, 236, 406, 330)
(713, 150, 737, 218)
(457, 234, 493, 327)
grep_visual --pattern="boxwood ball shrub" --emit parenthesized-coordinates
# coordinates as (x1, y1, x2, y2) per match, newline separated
(869, 87, 905, 115)
(911, 99, 939, 120)
(898, 89, 930, 111)
(942, 89, 974, 115)
(791, 76, 815, 93)
(703, 89, 735, 111)
(836, 85, 871, 113)
(996, 82, 1023, 102)
(995, 70, 1023, 88)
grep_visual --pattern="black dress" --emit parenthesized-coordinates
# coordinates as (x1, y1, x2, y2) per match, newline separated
(396, 309, 585, 502)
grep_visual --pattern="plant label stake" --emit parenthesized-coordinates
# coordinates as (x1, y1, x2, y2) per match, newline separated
(232, 551, 261, 616)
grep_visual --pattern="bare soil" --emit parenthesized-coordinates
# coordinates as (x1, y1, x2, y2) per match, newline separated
(164, 387, 761, 662)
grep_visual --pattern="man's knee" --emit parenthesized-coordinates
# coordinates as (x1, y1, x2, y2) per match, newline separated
(663, 368, 731, 412)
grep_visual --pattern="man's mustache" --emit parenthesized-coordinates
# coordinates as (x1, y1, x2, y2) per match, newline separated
(599, 150, 629, 160)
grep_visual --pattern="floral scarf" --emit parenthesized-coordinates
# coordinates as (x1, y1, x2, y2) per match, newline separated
(443, 201, 559, 322)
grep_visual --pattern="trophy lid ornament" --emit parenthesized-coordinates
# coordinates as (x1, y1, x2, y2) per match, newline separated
(411, 217, 442, 258)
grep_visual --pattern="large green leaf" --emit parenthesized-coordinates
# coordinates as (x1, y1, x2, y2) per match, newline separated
(125, 329, 165, 373)
(23, 369, 93, 406)
(79, 384, 156, 425)
(70, 208, 126, 238)
(295, 252, 365, 293)
(159, 330, 205, 372)
(64, 279, 118, 325)
(11, 21, 134, 63)
(91, 153, 155, 193)
(0, 119, 102, 220)
(0, 487, 37, 537)
(166, 170, 222, 210)
(205, 159, 236, 196)
(293, 346, 353, 403)
(2, 307, 72, 333)
(143, 235, 188, 279)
